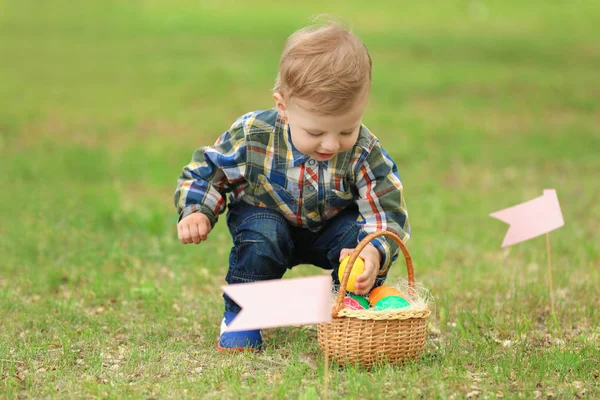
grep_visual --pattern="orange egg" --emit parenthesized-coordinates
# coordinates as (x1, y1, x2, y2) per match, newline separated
(368, 286, 403, 306)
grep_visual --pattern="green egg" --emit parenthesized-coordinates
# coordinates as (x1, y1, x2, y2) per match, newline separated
(348, 294, 370, 309)
(373, 296, 410, 311)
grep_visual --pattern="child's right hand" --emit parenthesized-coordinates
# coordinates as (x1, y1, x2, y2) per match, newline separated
(177, 212, 212, 244)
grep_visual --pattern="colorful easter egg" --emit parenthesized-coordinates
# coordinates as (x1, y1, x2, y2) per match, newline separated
(373, 296, 410, 311)
(368, 286, 403, 306)
(338, 255, 365, 292)
(343, 297, 365, 310)
(348, 294, 370, 309)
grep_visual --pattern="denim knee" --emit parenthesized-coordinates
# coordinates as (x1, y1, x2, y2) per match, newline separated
(225, 203, 293, 285)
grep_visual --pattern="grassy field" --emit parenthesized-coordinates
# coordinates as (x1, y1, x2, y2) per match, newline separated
(1, 0, 599, 398)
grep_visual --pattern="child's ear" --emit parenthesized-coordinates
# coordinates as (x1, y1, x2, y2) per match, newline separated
(273, 92, 287, 118)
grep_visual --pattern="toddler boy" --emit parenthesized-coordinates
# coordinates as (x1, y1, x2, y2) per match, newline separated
(174, 21, 410, 351)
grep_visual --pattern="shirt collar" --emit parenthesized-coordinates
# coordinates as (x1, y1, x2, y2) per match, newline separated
(282, 119, 309, 166)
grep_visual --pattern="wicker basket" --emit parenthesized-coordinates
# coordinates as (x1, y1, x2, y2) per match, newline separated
(317, 231, 431, 367)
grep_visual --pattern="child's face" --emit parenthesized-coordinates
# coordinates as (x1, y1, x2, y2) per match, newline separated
(274, 92, 368, 161)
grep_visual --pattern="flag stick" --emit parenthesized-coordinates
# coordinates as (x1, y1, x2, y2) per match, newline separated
(546, 233, 555, 314)
(546, 232, 559, 331)
(323, 339, 329, 400)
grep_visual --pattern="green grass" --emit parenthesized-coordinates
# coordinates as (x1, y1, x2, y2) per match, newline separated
(1, 0, 599, 398)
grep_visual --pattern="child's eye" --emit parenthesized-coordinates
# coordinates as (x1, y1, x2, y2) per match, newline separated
(307, 131, 323, 137)
(341, 130, 355, 136)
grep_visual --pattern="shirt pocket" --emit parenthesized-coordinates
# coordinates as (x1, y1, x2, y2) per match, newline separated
(253, 174, 299, 214)
(326, 188, 355, 209)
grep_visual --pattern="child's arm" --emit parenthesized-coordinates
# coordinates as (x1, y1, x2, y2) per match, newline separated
(354, 141, 410, 275)
(178, 212, 212, 244)
(174, 121, 247, 243)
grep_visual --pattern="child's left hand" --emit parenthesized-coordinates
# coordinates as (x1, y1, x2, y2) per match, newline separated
(339, 244, 382, 295)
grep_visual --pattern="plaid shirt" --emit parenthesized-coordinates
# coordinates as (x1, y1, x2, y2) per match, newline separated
(174, 109, 410, 272)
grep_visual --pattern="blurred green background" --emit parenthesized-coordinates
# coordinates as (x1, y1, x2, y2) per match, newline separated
(1, 0, 598, 398)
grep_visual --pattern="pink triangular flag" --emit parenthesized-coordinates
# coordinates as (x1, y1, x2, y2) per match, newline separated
(222, 275, 332, 332)
(490, 189, 564, 247)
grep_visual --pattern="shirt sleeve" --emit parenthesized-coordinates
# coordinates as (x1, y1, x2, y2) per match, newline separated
(354, 140, 410, 274)
(174, 122, 247, 227)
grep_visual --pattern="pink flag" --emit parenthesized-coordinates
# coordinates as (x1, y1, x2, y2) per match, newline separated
(222, 275, 332, 332)
(490, 189, 564, 247)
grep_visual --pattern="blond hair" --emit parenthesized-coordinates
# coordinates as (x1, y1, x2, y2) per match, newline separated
(273, 18, 372, 115)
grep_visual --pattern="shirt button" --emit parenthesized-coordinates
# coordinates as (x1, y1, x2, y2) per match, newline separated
(307, 186, 315, 192)
(308, 159, 316, 166)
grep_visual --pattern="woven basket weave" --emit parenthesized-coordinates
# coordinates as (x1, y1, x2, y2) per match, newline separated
(317, 231, 431, 367)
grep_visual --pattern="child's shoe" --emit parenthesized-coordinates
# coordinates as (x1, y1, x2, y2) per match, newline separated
(217, 311, 262, 352)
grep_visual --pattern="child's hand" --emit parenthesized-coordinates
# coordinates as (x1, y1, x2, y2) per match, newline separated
(178, 212, 212, 244)
(339, 244, 382, 295)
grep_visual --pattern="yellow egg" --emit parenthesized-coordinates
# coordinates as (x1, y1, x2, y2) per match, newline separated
(338, 255, 365, 292)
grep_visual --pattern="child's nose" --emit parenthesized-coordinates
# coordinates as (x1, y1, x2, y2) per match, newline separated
(321, 138, 340, 153)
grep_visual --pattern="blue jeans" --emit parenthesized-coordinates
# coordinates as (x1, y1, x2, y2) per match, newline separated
(223, 202, 387, 313)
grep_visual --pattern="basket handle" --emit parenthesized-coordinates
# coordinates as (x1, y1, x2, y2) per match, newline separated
(332, 231, 414, 317)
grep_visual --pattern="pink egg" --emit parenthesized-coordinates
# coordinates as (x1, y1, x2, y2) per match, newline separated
(343, 297, 366, 310)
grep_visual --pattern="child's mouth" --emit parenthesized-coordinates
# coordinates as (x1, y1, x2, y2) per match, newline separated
(315, 152, 334, 159)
